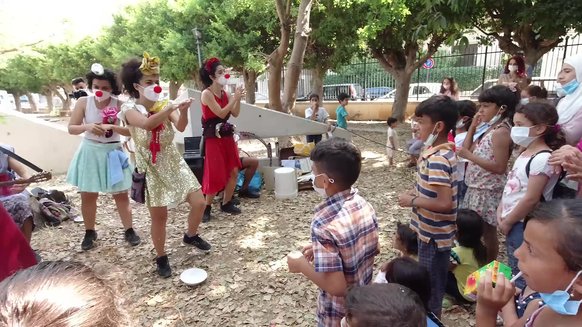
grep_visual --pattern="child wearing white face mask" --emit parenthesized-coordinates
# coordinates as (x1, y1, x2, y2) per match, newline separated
(287, 138, 379, 327)
(498, 102, 565, 289)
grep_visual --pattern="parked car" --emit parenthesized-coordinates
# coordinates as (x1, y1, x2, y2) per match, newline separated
(468, 77, 558, 100)
(373, 83, 441, 102)
(365, 86, 393, 100)
(19, 96, 31, 109)
(297, 83, 365, 101)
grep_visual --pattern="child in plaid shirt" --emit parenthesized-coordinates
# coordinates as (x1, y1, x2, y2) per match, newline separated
(287, 138, 379, 327)
(398, 96, 459, 318)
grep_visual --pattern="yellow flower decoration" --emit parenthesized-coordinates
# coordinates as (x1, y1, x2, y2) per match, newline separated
(139, 52, 160, 75)
(149, 99, 169, 114)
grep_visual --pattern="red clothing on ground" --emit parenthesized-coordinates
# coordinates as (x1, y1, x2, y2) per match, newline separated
(201, 91, 242, 194)
(0, 203, 36, 282)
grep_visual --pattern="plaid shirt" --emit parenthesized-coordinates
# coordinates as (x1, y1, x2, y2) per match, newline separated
(311, 188, 379, 327)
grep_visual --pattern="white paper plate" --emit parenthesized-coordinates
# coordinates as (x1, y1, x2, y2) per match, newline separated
(180, 268, 208, 286)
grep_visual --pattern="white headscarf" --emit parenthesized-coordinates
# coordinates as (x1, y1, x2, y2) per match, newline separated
(557, 54, 582, 125)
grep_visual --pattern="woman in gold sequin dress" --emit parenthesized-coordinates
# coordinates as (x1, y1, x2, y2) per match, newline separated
(119, 53, 212, 278)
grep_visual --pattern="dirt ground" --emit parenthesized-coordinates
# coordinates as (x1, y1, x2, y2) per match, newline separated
(29, 122, 476, 327)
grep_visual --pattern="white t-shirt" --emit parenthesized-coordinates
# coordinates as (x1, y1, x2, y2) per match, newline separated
(501, 152, 559, 220)
(386, 127, 398, 148)
(305, 107, 329, 123)
(455, 132, 468, 182)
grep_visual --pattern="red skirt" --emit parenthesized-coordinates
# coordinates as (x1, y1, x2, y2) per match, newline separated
(202, 136, 242, 194)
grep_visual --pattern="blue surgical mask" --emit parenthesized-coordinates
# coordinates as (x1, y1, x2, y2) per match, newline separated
(539, 270, 582, 315)
(557, 79, 580, 97)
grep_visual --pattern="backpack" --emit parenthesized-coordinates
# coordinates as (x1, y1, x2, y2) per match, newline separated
(525, 150, 577, 201)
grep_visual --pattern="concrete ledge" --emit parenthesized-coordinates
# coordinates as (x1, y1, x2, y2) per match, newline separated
(0, 111, 82, 174)
(292, 101, 421, 121)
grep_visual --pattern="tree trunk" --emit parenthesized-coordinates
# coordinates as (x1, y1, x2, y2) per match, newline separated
(13, 92, 22, 112)
(52, 86, 71, 113)
(311, 65, 326, 102)
(391, 70, 413, 121)
(268, 0, 292, 112)
(281, 0, 313, 114)
(169, 80, 182, 100)
(25, 92, 37, 112)
(243, 69, 257, 104)
(44, 90, 54, 112)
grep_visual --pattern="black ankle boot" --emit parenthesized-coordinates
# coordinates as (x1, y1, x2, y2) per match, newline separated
(202, 205, 212, 223)
(156, 255, 172, 278)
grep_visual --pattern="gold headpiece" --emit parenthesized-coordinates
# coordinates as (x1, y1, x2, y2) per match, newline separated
(139, 52, 160, 75)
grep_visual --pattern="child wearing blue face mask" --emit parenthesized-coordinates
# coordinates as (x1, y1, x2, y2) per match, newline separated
(476, 199, 582, 327)
(458, 85, 518, 263)
(397, 95, 459, 318)
(287, 138, 379, 327)
(498, 102, 565, 290)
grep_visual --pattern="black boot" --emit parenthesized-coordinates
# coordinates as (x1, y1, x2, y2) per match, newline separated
(220, 200, 241, 214)
(183, 233, 212, 251)
(124, 228, 141, 246)
(81, 230, 98, 251)
(202, 205, 212, 223)
(156, 255, 172, 278)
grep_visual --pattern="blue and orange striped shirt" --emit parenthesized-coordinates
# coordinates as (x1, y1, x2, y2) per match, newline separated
(411, 142, 458, 250)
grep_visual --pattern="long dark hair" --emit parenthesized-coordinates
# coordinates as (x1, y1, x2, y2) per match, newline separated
(457, 209, 487, 266)
(516, 102, 566, 150)
(504, 55, 527, 78)
(440, 77, 459, 97)
(199, 57, 222, 89)
(384, 257, 431, 311)
(120, 58, 143, 99)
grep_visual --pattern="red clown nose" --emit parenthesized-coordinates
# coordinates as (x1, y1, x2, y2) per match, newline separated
(153, 85, 162, 94)
(224, 74, 231, 79)
(95, 90, 103, 97)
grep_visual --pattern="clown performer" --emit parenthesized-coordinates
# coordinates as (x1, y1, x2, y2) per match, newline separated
(119, 53, 211, 278)
(67, 63, 140, 251)
(199, 57, 245, 222)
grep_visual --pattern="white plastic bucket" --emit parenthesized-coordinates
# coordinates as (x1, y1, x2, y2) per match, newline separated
(274, 167, 298, 199)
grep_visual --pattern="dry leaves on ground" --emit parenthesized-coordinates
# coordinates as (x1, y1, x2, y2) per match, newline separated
(30, 122, 475, 327)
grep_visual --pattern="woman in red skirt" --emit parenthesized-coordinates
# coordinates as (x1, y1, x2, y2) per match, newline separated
(199, 57, 245, 222)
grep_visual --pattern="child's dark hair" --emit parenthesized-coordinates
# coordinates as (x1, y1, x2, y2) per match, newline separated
(525, 85, 548, 99)
(396, 222, 418, 256)
(387, 117, 398, 127)
(504, 55, 527, 77)
(120, 58, 144, 99)
(456, 100, 477, 130)
(478, 85, 520, 123)
(414, 95, 459, 134)
(457, 209, 487, 266)
(345, 284, 426, 327)
(338, 93, 349, 102)
(440, 77, 459, 97)
(199, 57, 223, 89)
(71, 77, 85, 86)
(384, 257, 431, 311)
(516, 102, 566, 150)
(310, 138, 361, 189)
(309, 93, 320, 102)
(86, 69, 121, 95)
(525, 200, 582, 272)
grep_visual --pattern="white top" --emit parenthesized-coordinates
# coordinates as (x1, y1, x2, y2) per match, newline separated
(84, 95, 121, 143)
(455, 132, 469, 182)
(305, 107, 329, 123)
(500, 152, 559, 220)
(386, 127, 398, 148)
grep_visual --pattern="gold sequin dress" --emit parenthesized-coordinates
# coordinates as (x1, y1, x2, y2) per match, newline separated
(120, 102, 200, 207)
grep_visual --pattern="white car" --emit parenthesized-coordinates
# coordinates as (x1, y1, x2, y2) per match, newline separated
(373, 83, 441, 102)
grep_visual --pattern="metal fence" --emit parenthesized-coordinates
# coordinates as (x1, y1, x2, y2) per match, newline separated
(294, 35, 582, 98)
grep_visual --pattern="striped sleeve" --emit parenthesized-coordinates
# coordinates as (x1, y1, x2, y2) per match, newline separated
(426, 155, 453, 187)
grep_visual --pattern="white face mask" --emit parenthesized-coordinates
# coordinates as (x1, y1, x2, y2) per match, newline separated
(487, 106, 504, 125)
(424, 124, 438, 147)
(520, 98, 529, 105)
(508, 65, 518, 72)
(138, 84, 161, 102)
(340, 317, 349, 327)
(456, 119, 466, 129)
(312, 173, 333, 198)
(93, 89, 111, 102)
(217, 74, 228, 86)
(510, 126, 539, 147)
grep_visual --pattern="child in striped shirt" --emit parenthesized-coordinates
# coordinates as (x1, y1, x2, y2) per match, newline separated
(398, 95, 459, 318)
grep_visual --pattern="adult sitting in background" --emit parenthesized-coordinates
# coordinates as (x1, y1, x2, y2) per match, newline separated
(304, 94, 329, 144)
(439, 77, 460, 100)
(0, 144, 34, 244)
(239, 157, 260, 198)
(498, 55, 529, 91)
(520, 85, 547, 105)
(556, 54, 582, 146)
